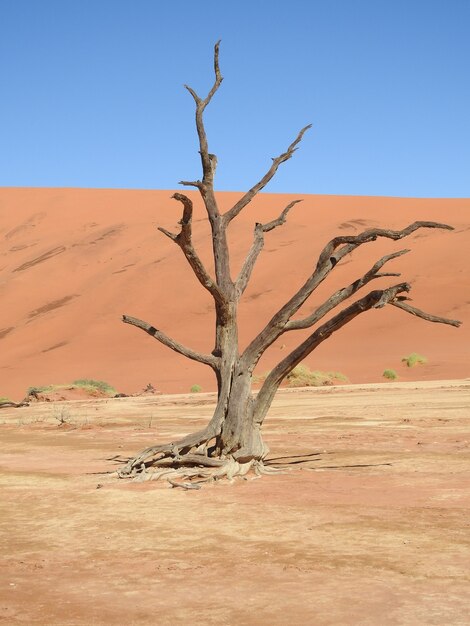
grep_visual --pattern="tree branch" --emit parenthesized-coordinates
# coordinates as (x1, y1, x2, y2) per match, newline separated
(262, 199, 302, 232)
(286, 249, 410, 331)
(122, 315, 219, 368)
(320, 221, 454, 269)
(253, 280, 461, 424)
(391, 301, 462, 327)
(181, 42, 233, 298)
(235, 199, 302, 296)
(178, 179, 203, 189)
(159, 193, 226, 306)
(158, 226, 177, 241)
(224, 125, 311, 224)
(184, 40, 223, 192)
(242, 221, 454, 367)
(253, 283, 411, 421)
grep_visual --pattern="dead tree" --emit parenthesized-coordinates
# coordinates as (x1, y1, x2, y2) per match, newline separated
(119, 42, 461, 486)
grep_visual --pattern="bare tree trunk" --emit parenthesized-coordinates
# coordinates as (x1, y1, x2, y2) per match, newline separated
(117, 42, 461, 488)
(217, 364, 268, 462)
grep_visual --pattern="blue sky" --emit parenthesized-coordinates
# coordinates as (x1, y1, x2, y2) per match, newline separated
(0, 0, 469, 197)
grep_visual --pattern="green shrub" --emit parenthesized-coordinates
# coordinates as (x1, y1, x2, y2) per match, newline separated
(401, 353, 427, 368)
(253, 371, 270, 384)
(27, 385, 51, 395)
(72, 379, 116, 395)
(286, 364, 348, 387)
(190, 384, 202, 393)
(0, 396, 12, 403)
(383, 369, 398, 381)
(26, 379, 117, 397)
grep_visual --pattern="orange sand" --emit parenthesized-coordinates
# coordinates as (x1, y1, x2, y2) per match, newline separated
(1, 188, 468, 400)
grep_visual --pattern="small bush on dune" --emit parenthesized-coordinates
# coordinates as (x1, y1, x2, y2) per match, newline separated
(286, 365, 348, 387)
(27, 385, 52, 395)
(253, 372, 270, 385)
(190, 384, 202, 393)
(401, 353, 427, 368)
(0, 396, 12, 403)
(72, 379, 117, 395)
(254, 365, 348, 387)
(26, 379, 117, 397)
(383, 369, 398, 381)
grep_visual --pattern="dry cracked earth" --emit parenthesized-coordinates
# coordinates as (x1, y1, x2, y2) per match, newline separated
(1, 380, 469, 625)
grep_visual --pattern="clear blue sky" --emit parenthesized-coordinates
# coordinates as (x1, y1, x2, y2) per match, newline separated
(0, 0, 469, 197)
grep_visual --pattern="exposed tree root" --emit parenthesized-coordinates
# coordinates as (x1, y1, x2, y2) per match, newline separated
(117, 427, 216, 477)
(254, 463, 287, 476)
(117, 446, 284, 488)
(168, 479, 202, 490)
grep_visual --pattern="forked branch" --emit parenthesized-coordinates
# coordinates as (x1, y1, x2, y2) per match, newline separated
(122, 315, 219, 368)
(242, 221, 454, 366)
(286, 249, 409, 331)
(254, 281, 461, 423)
(236, 199, 302, 296)
(184, 40, 223, 191)
(181, 42, 232, 291)
(224, 125, 311, 223)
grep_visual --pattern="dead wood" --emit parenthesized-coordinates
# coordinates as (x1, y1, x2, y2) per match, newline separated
(0, 401, 29, 409)
(118, 42, 462, 487)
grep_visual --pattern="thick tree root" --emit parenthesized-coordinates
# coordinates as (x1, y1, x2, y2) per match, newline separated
(117, 450, 280, 487)
(116, 423, 282, 487)
(117, 427, 216, 477)
(131, 458, 254, 486)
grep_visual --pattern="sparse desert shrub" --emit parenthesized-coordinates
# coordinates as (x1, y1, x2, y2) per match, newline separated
(72, 379, 117, 395)
(255, 366, 348, 387)
(253, 371, 270, 385)
(383, 369, 398, 381)
(53, 407, 72, 425)
(190, 384, 202, 393)
(286, 364, 348, 387)
(401, 353, 427, 368)
(26, 385, 51, 396)
(0, 396, 12, 403)
(26, 379, 117, 398)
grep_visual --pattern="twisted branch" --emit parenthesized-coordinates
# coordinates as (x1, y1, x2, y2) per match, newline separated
(158, 193, 225, 305)
(254, 283, 410, 421)
(320, 221, 453, 268)
(286, 249, 409, 331)
(242, 221, 454, 366)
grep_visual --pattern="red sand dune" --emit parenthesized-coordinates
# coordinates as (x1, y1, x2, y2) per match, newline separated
(1, 188, 469, 400)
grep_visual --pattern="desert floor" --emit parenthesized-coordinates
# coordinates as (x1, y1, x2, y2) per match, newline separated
(1, 380, 469, 626)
